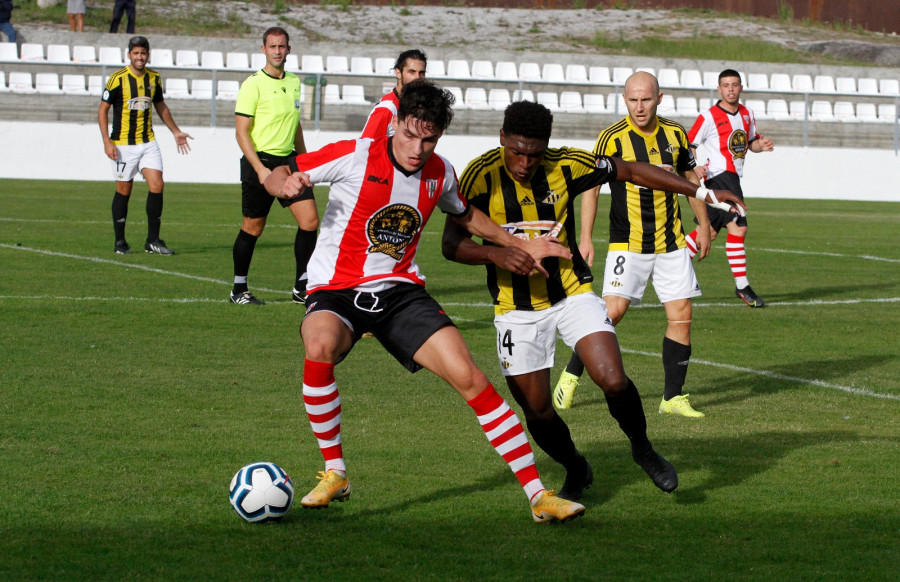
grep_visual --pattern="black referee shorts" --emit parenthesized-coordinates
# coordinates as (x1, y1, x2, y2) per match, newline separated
(696, 171, 748, 231)
(240, 152, 313, 218)
(303, 284, 456, 373)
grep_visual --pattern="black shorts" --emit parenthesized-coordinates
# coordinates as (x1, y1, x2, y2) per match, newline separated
(240, 152, 313, 218)
(696, 171, 748, 231)
(303, 284, 456, 373)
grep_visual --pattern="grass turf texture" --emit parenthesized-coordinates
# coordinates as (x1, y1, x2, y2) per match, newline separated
(1, 179, 898, 580)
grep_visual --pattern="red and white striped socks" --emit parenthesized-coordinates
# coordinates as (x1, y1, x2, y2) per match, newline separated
(725, 233, 750, 289)
(684, 229, 699, 258)
(302, 359, 346, 474)
(467, 384, 545, 504)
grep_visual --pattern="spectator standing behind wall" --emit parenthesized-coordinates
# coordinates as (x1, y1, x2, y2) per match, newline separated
(110, 0, 136, 34)
(0, 0, 17, 43)
(68, 0, 86, 32)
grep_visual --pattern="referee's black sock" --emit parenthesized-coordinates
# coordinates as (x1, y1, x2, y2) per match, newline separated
(662, 337, 691, 401)
(232, 229, 259, 293)
(111, 192, 129, 242)
(294, 227, 318, 290)
(604, 378, 651, 454)
(526, 412, 582, 472)
(146, 191, 163, 242)
(565, 352, 586, 377)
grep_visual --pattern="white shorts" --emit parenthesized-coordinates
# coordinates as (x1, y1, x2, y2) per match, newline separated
(110, 141, 163, 182)
(493, 292, 616, 376)
(602, 248, 701, 305)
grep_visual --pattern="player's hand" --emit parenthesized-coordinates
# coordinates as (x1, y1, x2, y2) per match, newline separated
(694, 226, 711, 261)
(274, 171, 312, 199)
(525, 236, 572, 278)
(578, 238, 595, 267)
(256, 167, 272, 185)
(104, 142, 118, 161)
(174, 132, 193, 155)
(758, 134, 774, 151)
(693, 166, 708, 181)
(698, 187, 747, 217)
(489, 247, 536, 276)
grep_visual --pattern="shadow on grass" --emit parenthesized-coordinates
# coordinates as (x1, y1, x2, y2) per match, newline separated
(764, 281, 899, 303)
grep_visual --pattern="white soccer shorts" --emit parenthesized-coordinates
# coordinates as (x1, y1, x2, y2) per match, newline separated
(602, 247, 701, 305)
(493, 292, 616, 377)
(110, 141, 163, 182)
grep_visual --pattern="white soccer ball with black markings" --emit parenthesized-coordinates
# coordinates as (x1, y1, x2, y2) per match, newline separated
(229, 462, 294, 523)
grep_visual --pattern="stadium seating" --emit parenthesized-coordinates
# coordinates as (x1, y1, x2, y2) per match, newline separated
(447, 60, 471, 79)
(301, 55, 324, 73)
(606, 92, 625, 114)
(565, 64, 588, 83)
(612, 67, 632, 84)
(0, 41, 17, 61)
(46, 44, 71, 64)
(857, 78, 878, 95)
(0, 71, 7, 92)
(766, 99, 791, 121)
(20, 43, 44, 61)
(323, 84, 341, 104)
(589, 66, 610, 84)
(226, 52, 249, 70)
(72, 45, 96, 63)
(518, 62, 541, 82)
(856, 103, 878, 123)
(657, 68, 680, 88)
(350, 56, 374, 75)
(582, 93, 606, 114)
(165, 78, 191, 99)
(542, 63, 565, 83)
(175, 49, 200, 68)
(464, 87, 490, 109)
(701, 71, 718, 89)
(248, 53, 264, 70)
(877, 104, 897, 123)
(813, 75, 836, 93)
(98, 46, 124, 65)
(559, 91, 584, 113)
(494, 61, 518, 81)
(676, 96, 699, 118)
(341, 84, 370, 105)
(374, 57, 394, 75)
(832, 101, 856, 122)
(789, 100, 808, 120)
(488, 88, 511, 111)
(326, 55, 349, 73)
(471, 60, 494, 79)
(835, 77, 856, 93)
(659, 94, 676, 116)
(635, 66, 655, 77)
(513, 89, 535, 102)
(810, 100, 835, 122)
(8, 72, 35, 93)
(35, 72, 62, 94)
(201, 51, 225, 69)
(746, 73, 769, 91)
(770, 74, 791, 92)
(745, 99, 767, 119)
(425, 59, 444, 77)
(88, 75, 105, 95)
(445, 86, 464, 108)
(680, 69, 702, 89)
(792, 74, 813, 92)
(879, 79, 899, 95)
(536, 91, 560, 112)
(217, 80, 240, 101)
(191, 79, 214, 100)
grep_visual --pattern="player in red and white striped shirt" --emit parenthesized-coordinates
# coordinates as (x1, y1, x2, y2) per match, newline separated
(686, 69, 774, 308)
(360, 49, 427, 140)
(264, 80, 584, 523)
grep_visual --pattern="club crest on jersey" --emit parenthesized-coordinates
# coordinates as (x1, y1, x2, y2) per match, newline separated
(542, 190, 562, 204)
(126, 96, 153, 111)
(728, 129, 748, 159)
(425, 179, 439, 199)
(366, 203, 422, 260)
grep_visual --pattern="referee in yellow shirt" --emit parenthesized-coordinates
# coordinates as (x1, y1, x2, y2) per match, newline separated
(230, 27, 319, 305)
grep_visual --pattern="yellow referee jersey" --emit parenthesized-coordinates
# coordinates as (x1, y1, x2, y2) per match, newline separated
(594, 116, 696, 254)
(460, 146, 617, 314)
(102, 66, 164, 146)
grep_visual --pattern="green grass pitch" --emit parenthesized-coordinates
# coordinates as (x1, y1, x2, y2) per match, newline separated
(0, 179, 898, 580)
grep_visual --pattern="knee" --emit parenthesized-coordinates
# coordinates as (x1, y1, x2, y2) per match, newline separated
(588, 367, 628, 397)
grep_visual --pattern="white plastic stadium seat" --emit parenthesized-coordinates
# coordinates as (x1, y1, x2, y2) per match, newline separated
(702, 71, 719, 89)
(165, 78, 192, 99)
(495, 61, 518, 81)
(285, 55, 300, 73)
(0, 71, 7, 92)
(770, 74, 792, 92)
(699, 97, 713, 111)
(8, 72, 36, 93)
(744, 99, 767, 120)
(513, 89, 534, 102)
(98, 46, 124, 65)
(635, 66, 655, 77)
(813, 75, 836, 93)
(226, 52, 249, 70)
(250, 53, 266, 70)
(766, 99, 791, 120)
(88, 75, 105, 96)
(582, 93, 607, 114)
(341, 84, 370, 105)
(191, 79, 214, 100)
(46, 44, 71, 64)
(792, 74, 813, 92)
(565, 64, 588, 83)
(217, 80, 240, 101)
(301, 55, 325, 73)
(857, 78, 878, 95)
(679, 69, 703, 88)
(559, 91, 584, 113)
(471, 60, 494, 79)
(879, 79, 900, 95)
(0, 41, 18, 61)
(72, 45, 96, 63)
(855, 103, 878, 123)
(20, 43, 44, 61)
(542, 63, 565, 83)
(877, 104, 897, 123)
(488, 88, 511, 111)
(445, 86, 465, 109)
(518, 62, 541, 82)
(62, 74, 89, 95)
(658, 94, 676, 116)
(832, 101, 856, 122)
(325, 55, 349, 73)
(323, 84, 341, 104)
(201, 51, 225, 69)
(150, 48, 174, 67)
(589, 66, 610, 84)
(810, 100, 835, 122)
(537, 92, 561, 112)
(612, 67, 632, 85)
(350, 56, 373, 75)
(374, 57, 395, 76)
(606, 92, 625, 114)
(746, 73, 769, 91)
(175, 49, 200, 68)
(447, 59, 471, 79)
(835, 77, 856, 93)
(657, 68, 680, 88)
(789, 100, 808, 120)
(675, 96, 699, 118)
(35, 72, 63, 94)
(464, 87, 490, 109)
(426, 59, 445, 77)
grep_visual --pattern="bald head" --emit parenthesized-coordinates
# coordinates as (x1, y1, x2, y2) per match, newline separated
(623, 71, 662, 132)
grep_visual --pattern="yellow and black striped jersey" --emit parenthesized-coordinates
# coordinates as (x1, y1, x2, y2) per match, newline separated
(594, 115, 696, 254)
(460, 146, 617, 314)
(102, 66, 164, 146)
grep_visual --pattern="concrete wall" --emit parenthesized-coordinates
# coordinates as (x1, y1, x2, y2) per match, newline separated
(0, 121, 897, 202)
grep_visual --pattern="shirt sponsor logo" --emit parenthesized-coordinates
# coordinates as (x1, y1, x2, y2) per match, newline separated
(519, 194, 535, 206)
(366, 203, 422, 260)
(127, 96, 153, 111)
(728, 129, 748, 159)
(367, 174, 390, 185)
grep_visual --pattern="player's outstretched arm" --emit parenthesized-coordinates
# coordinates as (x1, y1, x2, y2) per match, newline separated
(263, 165, 311, 199)
(614, 159, 747, 213)
(441, 215, 536, 276)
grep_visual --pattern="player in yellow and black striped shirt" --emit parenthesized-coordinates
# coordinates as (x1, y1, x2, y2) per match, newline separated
(442, 101, 741, 499)
(98, 36, 192, 255)
(555, 71, 740, 419)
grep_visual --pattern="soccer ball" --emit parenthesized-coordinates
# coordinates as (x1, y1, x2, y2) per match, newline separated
(229, 462, 294, 523)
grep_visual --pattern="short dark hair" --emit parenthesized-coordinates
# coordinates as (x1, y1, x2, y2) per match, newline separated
(719, 69, 742, 84)
(395, 49, 427, 71)
(128, 36, 150, 52)
(397, 79, 454, 131)
(263, 26, 290, 45)
(502, 101, 553, 142)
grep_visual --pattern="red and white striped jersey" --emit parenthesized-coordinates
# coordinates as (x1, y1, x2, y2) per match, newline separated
(360, 89, 399, 139)
(688, 102, 759, 179)
(295, 136, 467, 293)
